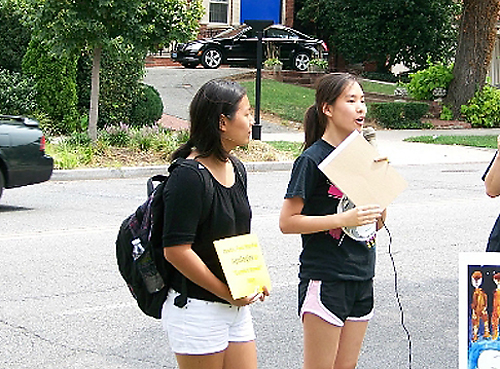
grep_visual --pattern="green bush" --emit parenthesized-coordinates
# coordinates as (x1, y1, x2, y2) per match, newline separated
(369, 102, 430, 129)
(66, 131, 93, 147)
(100, 123, 131, 147)
(461, 84, 500, 128)
(77, 42, 145, 128)
(440, 105, 453, 121)
(406, 63, 453, 100)
(22, 38, 79, 134)
(0, 68, 37, 115)
(130, 125, 178, 153)
(47, 135, 95, 169)
(46, 123, 187, 169)
(130, 83, 164, 127)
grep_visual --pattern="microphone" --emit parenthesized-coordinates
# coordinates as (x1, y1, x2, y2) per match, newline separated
(362, 126, 377, 148)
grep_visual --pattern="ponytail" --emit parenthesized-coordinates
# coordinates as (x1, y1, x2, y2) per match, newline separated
(170, 139, 194, 161)
(303, 104, 326, 150)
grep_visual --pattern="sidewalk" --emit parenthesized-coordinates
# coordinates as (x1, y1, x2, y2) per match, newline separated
(50, 126, 500, 181)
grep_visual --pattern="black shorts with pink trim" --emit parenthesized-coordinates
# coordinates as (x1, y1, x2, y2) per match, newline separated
(298, 279, 374, 327)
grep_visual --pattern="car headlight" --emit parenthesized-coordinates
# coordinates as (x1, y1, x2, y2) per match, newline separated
(185, 43, 204, 52)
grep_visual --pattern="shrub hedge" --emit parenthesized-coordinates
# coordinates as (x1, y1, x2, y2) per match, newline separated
(22, 37, 80, 135)
(369, 102, 430, 129)
(130, 83, 164, 127)
(406, 63, 453, 101)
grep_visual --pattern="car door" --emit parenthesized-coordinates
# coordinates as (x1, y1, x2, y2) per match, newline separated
(224, 28, 258, 66)
(263, 27, 299, 65)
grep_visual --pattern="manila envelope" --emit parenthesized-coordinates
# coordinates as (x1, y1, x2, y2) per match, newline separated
(318, 130, 408, 209)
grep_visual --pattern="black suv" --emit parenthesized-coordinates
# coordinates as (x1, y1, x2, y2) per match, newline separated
(172, 24, 328, 71)
(0, 115, 53, 199)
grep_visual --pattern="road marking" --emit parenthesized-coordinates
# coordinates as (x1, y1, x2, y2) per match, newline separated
(0, 226, 112, 241)
(59, 302, 136, 316)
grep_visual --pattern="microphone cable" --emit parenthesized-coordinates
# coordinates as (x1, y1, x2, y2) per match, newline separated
(381, 220, 413, 369)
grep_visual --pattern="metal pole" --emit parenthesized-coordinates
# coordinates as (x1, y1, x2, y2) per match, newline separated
(253, 29, 263, 140)
(244, 20, 273, 140)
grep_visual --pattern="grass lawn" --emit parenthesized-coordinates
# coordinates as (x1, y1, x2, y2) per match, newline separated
(360, 80, 397, 95)
(404, 135, 498, 148)
(239, 78, 397, 123)
(240, 79, 314, 123)
(266, 140, 303, 157)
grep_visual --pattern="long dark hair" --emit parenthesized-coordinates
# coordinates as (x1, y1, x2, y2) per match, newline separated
(303, 73, 358, 149)
(171, 79, 247, 162)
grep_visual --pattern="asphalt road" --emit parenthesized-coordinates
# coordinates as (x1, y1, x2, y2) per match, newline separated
(2, 156, 500, 368)
(143, 66, 253, 121)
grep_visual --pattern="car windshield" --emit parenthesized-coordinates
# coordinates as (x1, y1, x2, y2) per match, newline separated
(214, 25, 248, 38)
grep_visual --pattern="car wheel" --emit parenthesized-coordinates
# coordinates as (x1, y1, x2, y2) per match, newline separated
(201, 48, 223, 69)
(0, 171, 4, 200)
(182, 62, 198, 69)
(294, 52, 311, 71)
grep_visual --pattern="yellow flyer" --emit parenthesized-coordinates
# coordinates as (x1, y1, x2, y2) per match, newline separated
(213, 234, 272, 300)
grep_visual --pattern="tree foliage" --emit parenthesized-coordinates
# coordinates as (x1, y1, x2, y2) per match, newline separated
(0, 0, 33, 72)
(30, 0, 203, 139)
(0, 68, 37, 115)
(76, 41, 150, 128)
(31, 0, 203, 56)
(296, 0, 460, 72)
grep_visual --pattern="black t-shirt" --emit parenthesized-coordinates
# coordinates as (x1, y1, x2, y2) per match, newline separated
(285, 139, 376, 281)
(162, 157, 251, 303)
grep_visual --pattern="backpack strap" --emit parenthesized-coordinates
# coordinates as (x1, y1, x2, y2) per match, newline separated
(229, 154, 247, 189)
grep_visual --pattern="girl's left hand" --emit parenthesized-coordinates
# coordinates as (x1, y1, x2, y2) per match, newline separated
(230, 286, 270, 306)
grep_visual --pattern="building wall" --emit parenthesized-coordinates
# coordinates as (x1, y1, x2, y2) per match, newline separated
(284, 0, 294, 27)
(200, 0, 291, 29)
(489, 34, 500, 87)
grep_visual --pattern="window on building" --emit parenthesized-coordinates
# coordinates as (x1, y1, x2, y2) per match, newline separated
(209, 0, 228, 23)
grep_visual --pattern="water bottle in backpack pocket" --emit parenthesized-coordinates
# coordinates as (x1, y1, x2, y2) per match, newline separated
(132, 238, 165, 293)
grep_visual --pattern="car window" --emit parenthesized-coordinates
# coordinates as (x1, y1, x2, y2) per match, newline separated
(214, 25, 248, 38)
(239, 28, 257, 39)
(265, 28, 299, 39)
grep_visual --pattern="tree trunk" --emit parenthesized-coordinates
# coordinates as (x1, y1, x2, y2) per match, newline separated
(446, 0, 500, 119)
(88, 45, 102, 141)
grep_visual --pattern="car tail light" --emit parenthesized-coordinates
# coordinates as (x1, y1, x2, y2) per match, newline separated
(40, 135, 46, 151)
(321, 41, 329, 52)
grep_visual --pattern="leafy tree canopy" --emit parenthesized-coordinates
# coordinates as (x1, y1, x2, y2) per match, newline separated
(30, 0, 204, 55)
(0, 0, 33, 71)
(297, 0, 460, 72)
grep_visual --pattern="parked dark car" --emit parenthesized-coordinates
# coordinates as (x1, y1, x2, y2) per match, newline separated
(172, 24, 328, 71)
(0, 115, 54, 199)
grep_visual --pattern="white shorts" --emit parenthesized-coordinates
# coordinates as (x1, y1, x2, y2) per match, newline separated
(162, 289, 256, 355)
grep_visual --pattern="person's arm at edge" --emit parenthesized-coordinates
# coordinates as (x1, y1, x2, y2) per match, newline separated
(485, 136, 500, 197)
(279, 196, 382, 235)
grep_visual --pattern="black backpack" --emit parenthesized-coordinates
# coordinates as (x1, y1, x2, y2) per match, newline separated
(116, 158, 214, 319)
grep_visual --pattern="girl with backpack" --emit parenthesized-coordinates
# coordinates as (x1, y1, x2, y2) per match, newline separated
(161, 79, 269, 369)
(279, 73, 386, 369)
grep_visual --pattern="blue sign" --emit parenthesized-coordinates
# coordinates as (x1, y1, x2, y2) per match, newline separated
(241, 0, 281, 24)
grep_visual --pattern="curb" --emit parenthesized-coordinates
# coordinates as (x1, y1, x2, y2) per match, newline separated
(50, 161, 294, 181)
